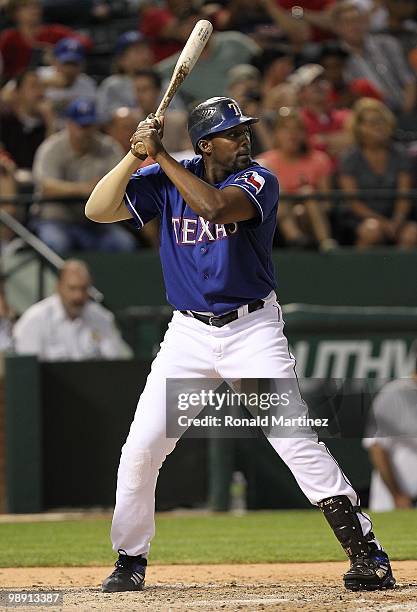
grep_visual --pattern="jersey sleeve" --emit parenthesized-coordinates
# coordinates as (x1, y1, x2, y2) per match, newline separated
(124, 163, 165, 229)
(223, 165, 279, 226)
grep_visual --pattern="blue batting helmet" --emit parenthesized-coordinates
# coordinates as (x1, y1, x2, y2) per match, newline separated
(188, 97, 258, 152)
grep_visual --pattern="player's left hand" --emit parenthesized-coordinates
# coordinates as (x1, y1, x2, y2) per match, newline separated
(130, 115, 165, 160)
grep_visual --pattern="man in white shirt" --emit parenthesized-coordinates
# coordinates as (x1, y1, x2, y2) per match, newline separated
(13, 260, 132, 361)
(363, 364, 417, 510)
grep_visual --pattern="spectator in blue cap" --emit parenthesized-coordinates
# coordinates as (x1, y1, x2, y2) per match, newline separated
(31, 98, 136, 254)
(39, 37, 97, 120)
(96, 31, 154, 123)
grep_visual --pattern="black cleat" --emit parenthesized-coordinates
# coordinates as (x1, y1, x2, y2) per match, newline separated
(344, 547, 396, 592)
(102, 550, 147, 593)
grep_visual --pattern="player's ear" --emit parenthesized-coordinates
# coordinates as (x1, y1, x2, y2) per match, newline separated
(198, 139, 212, 154)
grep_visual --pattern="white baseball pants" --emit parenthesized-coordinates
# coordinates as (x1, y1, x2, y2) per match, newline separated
(110, 293, 374, 556)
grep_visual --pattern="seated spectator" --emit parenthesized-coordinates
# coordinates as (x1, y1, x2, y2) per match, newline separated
(290, 63, 352, 164)
(252, 45, 294, 99)
(213, 0, 336, 44)
(331, 1, 417, 114)
(39, 38, 96, 119)
(226, 64, 273, 155)
(339, 97, 417, 248)
(140, 0, 200, 63)
(13, 259, 132, 360)
(262, 81, 298, 113)
(0, 277, 13, 352)
(362, 363, 417, 511)
(105, 107, 142, 155)
(376, 0, 417, 64)
(274, 0, 337, 42)
(32, 98, 136, 254)
(211, 0, 292, 44)
(0, 70, 54, 172)
(157, 27, 260, 104)
(257, 107, 336, 249)
(133, 68, 162, 118)
(317, 40, 383, 109)
(132, 69, 189, 154)
(96, 32, 154, 124)
(0, 0, 91, 80)
(0, 150, 23, 256)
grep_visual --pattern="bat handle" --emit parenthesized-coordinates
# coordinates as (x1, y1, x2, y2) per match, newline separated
(155, 96, 170, 119)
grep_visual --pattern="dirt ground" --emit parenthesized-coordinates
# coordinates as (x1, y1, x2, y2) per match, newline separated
(1, 562, 417, 612)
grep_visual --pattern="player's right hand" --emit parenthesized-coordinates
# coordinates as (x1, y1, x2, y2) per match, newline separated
(130, 115, 165, 160)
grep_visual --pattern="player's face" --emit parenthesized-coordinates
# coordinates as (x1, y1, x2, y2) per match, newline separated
(58, 272, 90, 319)
(209, 124, 252, 172)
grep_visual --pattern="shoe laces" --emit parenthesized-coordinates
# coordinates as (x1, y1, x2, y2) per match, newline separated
(114, 549, 146, 576)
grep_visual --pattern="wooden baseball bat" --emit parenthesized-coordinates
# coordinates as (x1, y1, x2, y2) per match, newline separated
(155, 19, 213, 119)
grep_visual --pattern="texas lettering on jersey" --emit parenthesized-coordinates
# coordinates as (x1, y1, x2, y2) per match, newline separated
(172, 216, 238, 245)
(124, 156, 279, 313)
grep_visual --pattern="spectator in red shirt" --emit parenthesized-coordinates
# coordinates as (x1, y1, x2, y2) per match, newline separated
(257, 107, 336, 249)
(140, 0, 200, 63)
(0, 0, 91, 80)
(290, 63, 352, 165)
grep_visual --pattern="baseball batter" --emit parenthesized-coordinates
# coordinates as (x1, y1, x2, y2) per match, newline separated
(85, 97, 395, 593)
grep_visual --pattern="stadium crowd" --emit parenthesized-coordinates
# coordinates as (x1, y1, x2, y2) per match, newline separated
(1, 0, 417, 253)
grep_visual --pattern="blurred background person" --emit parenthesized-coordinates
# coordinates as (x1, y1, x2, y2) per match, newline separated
(13, 259, 132, 360)
(0, 149, 22, 256)
(139, 0, 200, 63)
(0, 0, 91, 81)
(317, 40, 383, 109)
(290, 63, 352, 166)
(362, 356, 417, 511)
(105, 106, 142, 156)
(0, 69, 55, 175)
(156, 21, 260, 104)
(339, 97, 417, 248)
(32, 98, 136, 254)
(96, 31, 154, 124)
(39, 37, 96, 120)
(226, 64, 273, 155)
(375, 0, 417, 66)
(257, 107, 336, 249)
(252, 45, 295, 100)
(331, 0, 417, 115)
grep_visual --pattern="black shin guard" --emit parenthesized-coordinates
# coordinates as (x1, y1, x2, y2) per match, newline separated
(318, 496, 374, 559)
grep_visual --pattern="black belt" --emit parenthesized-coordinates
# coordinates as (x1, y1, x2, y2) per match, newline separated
(180, 299, 265, 328)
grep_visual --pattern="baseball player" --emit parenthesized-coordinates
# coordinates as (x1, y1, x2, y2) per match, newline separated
(85, 97, 395, 593)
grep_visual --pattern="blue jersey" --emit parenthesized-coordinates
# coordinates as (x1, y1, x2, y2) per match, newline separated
(124, 156, 279, 315)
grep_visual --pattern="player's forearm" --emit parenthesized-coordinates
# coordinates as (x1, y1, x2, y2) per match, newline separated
(154, 150, 228, 222)
(85, 152, 140, 223)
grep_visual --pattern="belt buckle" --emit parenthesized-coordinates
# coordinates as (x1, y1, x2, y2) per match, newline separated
(208, 316, 214, 326)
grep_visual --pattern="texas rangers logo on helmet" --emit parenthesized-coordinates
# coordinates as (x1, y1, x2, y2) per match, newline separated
(235, 171, 265, 194)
